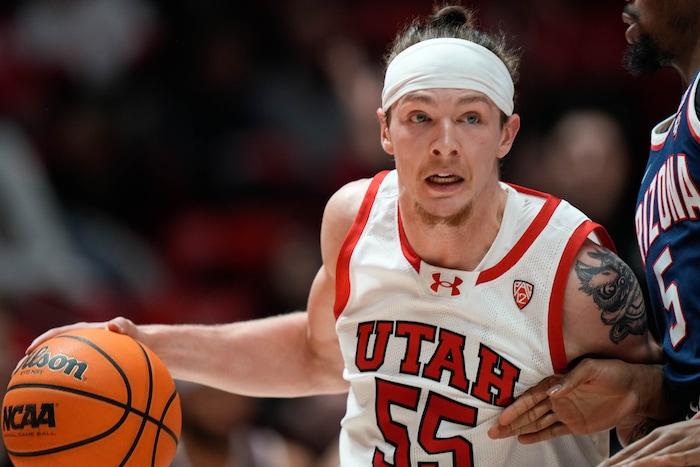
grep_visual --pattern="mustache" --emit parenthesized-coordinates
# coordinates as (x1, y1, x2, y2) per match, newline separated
(623, 4, 639, 21)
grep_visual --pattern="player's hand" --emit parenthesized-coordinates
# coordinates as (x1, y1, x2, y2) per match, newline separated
(599, 413, 700, 467)
(488, 358, 643, 444)
(25, 317, 137, 354)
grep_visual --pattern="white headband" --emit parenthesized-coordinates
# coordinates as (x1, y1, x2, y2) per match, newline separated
(381, 38, 515, 116)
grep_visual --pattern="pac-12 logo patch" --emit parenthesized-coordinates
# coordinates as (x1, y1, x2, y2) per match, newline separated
(513, 280, 533, 309)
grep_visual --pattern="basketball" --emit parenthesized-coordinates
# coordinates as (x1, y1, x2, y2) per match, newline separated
(1, 328, 182, 466)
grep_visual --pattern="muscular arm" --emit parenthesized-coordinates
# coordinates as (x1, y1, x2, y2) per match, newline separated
(489, 241, 666, 444)
(26, 179, 373, 398)
(130, 309, 345, 397)
(563, 242, 661, 364)
(563, 243, 668, 445)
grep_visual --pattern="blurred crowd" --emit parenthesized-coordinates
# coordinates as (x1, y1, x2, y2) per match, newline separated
(0, 0, 684, 465)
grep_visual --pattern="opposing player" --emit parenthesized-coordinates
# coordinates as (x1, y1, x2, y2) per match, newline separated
(489, 1, 700, 465)
(24, 4, 662, 466)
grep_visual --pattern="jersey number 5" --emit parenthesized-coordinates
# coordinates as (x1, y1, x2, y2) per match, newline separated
(653, 246, 687, 348)
(373, 378, 477, 467)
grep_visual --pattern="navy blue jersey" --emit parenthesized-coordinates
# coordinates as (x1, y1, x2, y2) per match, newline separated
(635, 70, 700, 418)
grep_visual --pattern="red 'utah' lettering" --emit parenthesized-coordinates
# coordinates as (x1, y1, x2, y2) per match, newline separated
(355, 320, 520, 406)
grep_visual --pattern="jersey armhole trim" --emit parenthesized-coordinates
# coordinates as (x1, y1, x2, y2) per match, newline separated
(688, 72, 700, 144)
(548, 221, 614, 372)
(334, 170, 391, 320)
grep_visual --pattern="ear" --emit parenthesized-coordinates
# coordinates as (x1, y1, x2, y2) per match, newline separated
(497, 113, 521, 160)
(377, 108, 394, 155)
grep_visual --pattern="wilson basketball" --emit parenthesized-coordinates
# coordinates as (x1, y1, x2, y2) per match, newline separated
(1, 328, 182, 466)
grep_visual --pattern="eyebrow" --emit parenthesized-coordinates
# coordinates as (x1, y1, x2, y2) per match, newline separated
(400, 91, 491, 107)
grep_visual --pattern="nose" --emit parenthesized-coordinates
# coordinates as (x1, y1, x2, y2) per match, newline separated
(431, 119, 460, 157)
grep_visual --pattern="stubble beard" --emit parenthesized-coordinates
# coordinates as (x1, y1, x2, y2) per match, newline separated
(414, 201, 473, 228)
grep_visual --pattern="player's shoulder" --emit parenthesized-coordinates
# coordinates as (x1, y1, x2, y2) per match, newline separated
(320, 177, 373, 269)
(323, 177, 372, 232)
(330, 178, 373, 205)
(324, 178, 373, 223)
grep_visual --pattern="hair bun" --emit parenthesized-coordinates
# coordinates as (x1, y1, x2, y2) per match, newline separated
(431, 5, 476, 29)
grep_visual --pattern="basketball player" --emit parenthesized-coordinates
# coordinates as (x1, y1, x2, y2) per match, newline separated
(489, 1, 700, 465)
(25, 5, 662, 465)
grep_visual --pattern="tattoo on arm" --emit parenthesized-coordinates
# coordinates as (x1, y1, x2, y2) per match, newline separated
(575, 247, 647, 344)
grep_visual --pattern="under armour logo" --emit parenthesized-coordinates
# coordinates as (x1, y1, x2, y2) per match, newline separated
(430, 273, 463, 296)
(513, 280, 534, 310)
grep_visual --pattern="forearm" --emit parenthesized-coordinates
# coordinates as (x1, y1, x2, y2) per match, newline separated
(615, 364, 677, 446)
(136, 311, 349, 398)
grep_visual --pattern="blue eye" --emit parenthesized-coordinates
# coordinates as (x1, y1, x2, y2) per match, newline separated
(410, 113, 428, 123)
(465, 114, 479, 124)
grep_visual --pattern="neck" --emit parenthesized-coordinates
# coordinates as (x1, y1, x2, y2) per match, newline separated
(670, 32, 700, 87)
(400, 185, 508, 271)
(672, 61, 698, 88)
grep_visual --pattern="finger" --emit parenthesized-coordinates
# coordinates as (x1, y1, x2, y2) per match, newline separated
(602, 451, 681, 467)
(617, 437, 700, 467)
(599, 432, 660, 466)
(107, 317, 133, 334)
(25, 321, 109, 354)
(489, 398, 555, 439)
(547, 360, 600, 399)
(649, 447, 700, 467)
(25, 324, 82, 354)
(510, 410, 560, 437)
(497, 379, 559, 425)
(516, 422, 572, 445)
(493, 405, 563, 440)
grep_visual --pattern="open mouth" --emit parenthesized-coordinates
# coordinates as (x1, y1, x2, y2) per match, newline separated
(426, 174, 463, 184)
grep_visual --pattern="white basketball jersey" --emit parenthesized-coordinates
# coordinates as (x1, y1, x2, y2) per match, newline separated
(334, 170, 613, 466)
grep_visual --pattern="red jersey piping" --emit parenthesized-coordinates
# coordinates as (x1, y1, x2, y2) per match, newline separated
(334, 171, 390, 320)
(548, 220, 615, 373)
(475, 184, 561, 285)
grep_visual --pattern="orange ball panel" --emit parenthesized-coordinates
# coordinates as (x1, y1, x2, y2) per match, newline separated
(2, 328, 181, 467)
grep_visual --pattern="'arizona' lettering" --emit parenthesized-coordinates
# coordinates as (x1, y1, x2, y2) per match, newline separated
(636, 153, 700, 262)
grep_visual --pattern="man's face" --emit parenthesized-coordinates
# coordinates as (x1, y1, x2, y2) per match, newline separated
(622, 0, 700, 75)
(377, 88, 519, 228)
